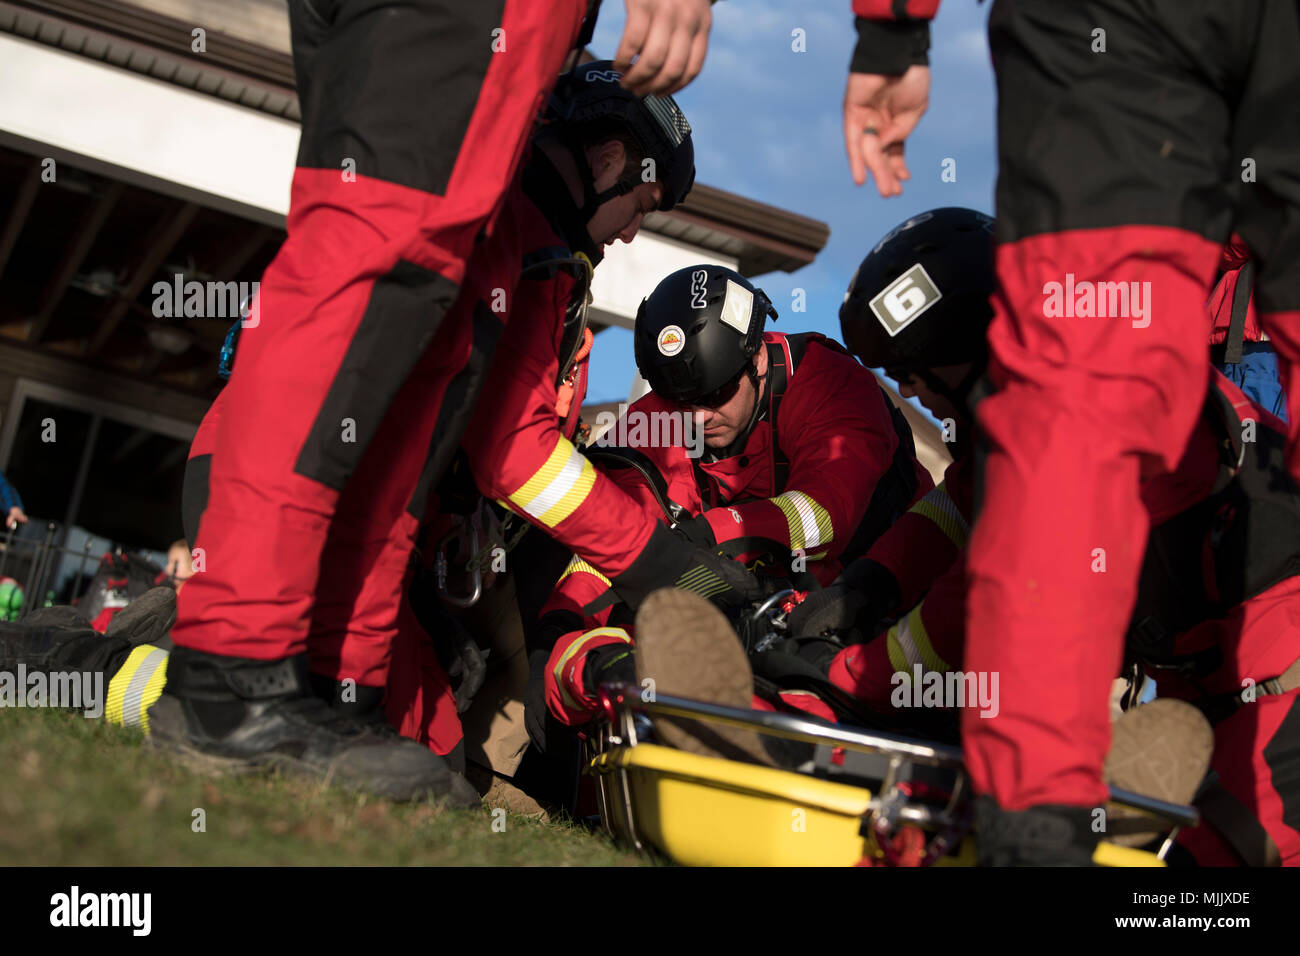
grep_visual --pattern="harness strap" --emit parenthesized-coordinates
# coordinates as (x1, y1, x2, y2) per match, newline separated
(1195, 776, 1282, 867)
(767, 336, 798, 492)
(1222, 260, 1255, 367)
(1193, 657, 1300, 726)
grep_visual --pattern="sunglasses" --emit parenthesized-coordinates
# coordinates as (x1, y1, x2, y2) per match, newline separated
(686, 366, 748, 410)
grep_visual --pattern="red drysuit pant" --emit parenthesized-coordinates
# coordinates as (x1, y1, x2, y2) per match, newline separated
(964, 0, 1300, 811)
(187, 403, 465, 757)
(171, 0, 587, 688)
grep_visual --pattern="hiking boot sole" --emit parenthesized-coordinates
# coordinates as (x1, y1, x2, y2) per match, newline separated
(1103, 697, 1214, 847)
(633, 588, 779, 766)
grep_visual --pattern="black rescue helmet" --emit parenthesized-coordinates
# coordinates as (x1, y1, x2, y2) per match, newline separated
(634, 265, 778, 405)
(545, 60, 696, 215)
(840, 207, 995, 373)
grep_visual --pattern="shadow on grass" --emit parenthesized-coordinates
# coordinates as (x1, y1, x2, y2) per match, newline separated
(0, 709, 646, 866)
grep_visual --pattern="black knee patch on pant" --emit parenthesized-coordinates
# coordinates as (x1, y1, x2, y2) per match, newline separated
(291, 0, 508, 195)
(295, 261, 461, 490)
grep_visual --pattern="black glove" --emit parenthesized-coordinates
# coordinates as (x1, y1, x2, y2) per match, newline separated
(789, 558, 901, 639)
(785, 585, 867, 640)
(678, 548, 765, 612)
(524, 647, 553, 754)
(408, 562, 488, 713)
(523, 610, 583, 753)
(612, 523, 764, 613)
(582, 642, 636, 695)
(105, 587, 178, 650)
(670, 513, 716, 548)
(751, 635, 844, 683)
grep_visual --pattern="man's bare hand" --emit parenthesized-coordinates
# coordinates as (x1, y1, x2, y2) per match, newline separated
(844, 67, 931, 196)
(614, 0, 711, 96)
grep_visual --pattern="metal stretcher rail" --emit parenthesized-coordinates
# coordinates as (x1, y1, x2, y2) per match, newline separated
(599, 684, 1199, 830)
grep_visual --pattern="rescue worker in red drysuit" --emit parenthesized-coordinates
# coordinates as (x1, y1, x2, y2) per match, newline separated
(804, 208, 1300, 866)
(157, 0, 720, 800)
(388, 62, 755, 760)
(523, 265, 932, 734)
(176, 60, 732, 780)
(845, 0, 1300, 863)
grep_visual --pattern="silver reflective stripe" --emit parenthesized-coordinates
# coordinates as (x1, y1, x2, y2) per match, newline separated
(522, 447, 584, 520)
(924, 484, 970, 536)
(785, 491, 823, 549)
(894, 616, 923, 672)
(122, 648, 168, 728)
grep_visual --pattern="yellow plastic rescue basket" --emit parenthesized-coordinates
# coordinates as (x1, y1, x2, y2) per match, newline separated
(587, 686, 1194, 868)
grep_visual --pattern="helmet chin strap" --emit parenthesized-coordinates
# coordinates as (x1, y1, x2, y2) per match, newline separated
(713, 362, 766, 460)
(916, 363, 985, 456)
(569, 131, 637, 224)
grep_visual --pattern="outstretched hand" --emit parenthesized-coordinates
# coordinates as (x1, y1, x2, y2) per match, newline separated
(615, 0, 712, 96)
(843, 66, 931, 196)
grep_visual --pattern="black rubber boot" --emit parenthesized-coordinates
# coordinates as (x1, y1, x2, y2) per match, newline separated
(307, 672, 481, 806)
(104, 587, 177, 650)
(974, 797, 1103, 866)
(0, 619, 132, 677)
(147, 648, 476, 805)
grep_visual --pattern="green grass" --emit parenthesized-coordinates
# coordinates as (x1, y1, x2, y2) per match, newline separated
(0, 708, 645, 866)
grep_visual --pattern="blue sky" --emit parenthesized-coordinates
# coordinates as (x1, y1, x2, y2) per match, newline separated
(583, 0, 997, 403)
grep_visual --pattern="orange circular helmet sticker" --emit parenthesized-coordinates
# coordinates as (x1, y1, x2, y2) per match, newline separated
(657, 324, 685, 356)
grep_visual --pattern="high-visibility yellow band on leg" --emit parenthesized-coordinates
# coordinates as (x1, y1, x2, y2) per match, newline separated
(106, 644, 169, 733)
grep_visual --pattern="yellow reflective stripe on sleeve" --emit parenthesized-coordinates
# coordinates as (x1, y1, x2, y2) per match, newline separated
(911, 481, 969, 549)
(105, 644, 169, 733)
(552, 626, 631, 713)
(558, 554, 611, 588)
(885, 605, 950, 680)
(771, 490, 833, 551)
(506, 436, 596, 528)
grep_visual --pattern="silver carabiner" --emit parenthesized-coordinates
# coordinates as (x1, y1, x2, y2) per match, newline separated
(435, 515, 482, 608)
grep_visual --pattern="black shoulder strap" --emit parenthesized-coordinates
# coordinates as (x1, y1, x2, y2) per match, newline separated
(581, 444, 685, 524)
(768, 333, 820, 492)
(1223, 260, 1255, 366)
